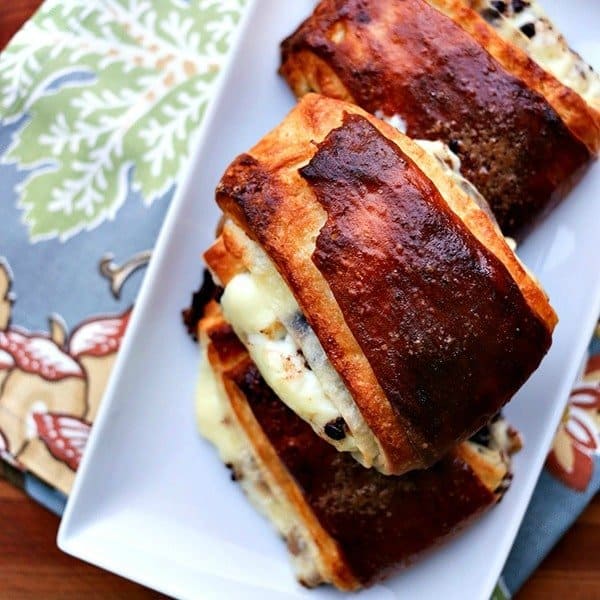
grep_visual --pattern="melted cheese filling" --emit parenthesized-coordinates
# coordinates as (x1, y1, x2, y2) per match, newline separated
(374, 109, 408, 133)
(474, 0, 600, 107)
(217, 215, 383, 467)
(220, 266, 366, 458)
(414, 139, 490, 211)
(196, 346, 242, 459)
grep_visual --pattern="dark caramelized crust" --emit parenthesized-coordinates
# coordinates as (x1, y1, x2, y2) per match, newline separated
(215, 93, 556, 474)
(300, 113, 551, 462)
(226, 351, 495, 586)
(280, 0, 593, 235)
(182, 270, 223, 340)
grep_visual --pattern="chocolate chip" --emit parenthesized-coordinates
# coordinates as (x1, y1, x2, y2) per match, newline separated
(296, 349, 312, 371)
(470, 425, 491, 447)
(512, 0, 528, 13)
(519, 22, 536, 38)
(448, 139, 460, 153)
(356, 9, 371, 24)
(324, 417, 347, 440)
(182, 269, 223, 341)
(230, 466, 244, 482)
(290, 311, 309, 334)
(480, 7, 500, 23)
(491, 1, 506, 13)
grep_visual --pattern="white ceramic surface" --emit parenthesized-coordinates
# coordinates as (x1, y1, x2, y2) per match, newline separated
(58, 1, 600, 598)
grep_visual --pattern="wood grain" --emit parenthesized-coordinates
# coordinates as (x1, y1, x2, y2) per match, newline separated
(517, 494, 600, 599)
(0, 476, 597, 598)
(0, 1, 598, 598)
(0, 478, 165, 598)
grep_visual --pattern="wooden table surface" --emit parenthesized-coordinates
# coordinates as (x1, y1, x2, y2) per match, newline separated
(0, 476, 598, 599)
(1, 2, 599, 598)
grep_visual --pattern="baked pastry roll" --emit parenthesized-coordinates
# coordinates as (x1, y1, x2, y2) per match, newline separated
(280, 0, 600, 235)
(197, 303, 521, 590)
(203, 93, 556, 475)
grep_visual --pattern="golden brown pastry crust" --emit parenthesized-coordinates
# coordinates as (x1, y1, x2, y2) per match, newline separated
(203, 235, 243, 287)
(280, 0, 597, 235)
(216, 94, 557, 341)
(427, 0, 600, 151)
(205, 222, 518, 490)
(200, 309, 509, 589)
(212, 93, 555, 474)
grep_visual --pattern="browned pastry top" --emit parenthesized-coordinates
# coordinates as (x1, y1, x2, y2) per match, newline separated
(280, 0, 591, 235)
(228, 355, 495, 585)
(300, 113, 551, 463)
(215, 93, 556, 474)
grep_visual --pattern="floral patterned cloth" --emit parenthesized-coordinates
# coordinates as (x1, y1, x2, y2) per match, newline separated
(0, 0, 244, 494)
(0, 1, 597, 598)
(547, 354, 600, 492)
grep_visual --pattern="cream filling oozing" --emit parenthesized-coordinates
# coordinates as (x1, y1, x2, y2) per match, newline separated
(196, 350, 325, 587)
(467, 414, 519, 492)
(468, 416, 516, 456)
(415, 139, 491, 211)
(221, 269, 363, 457)
(374, 109, 408, 133)
(474, 0, 600, 107)
(196, 345, 243, 460)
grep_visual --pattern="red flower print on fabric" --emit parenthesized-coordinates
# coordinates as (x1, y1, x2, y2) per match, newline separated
(546, 385, 600, 491)
(33, 413, 91, 471)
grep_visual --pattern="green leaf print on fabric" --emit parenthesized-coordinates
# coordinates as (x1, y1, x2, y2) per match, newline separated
(0, 0, 246, 242)
(490, 582, 511, 600)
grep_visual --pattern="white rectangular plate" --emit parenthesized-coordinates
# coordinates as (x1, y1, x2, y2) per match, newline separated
(58, 1, 600, 598)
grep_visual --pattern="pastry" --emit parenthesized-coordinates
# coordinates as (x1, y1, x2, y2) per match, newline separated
(203, 93, 556, 474)
(280, 0, 600, 235)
